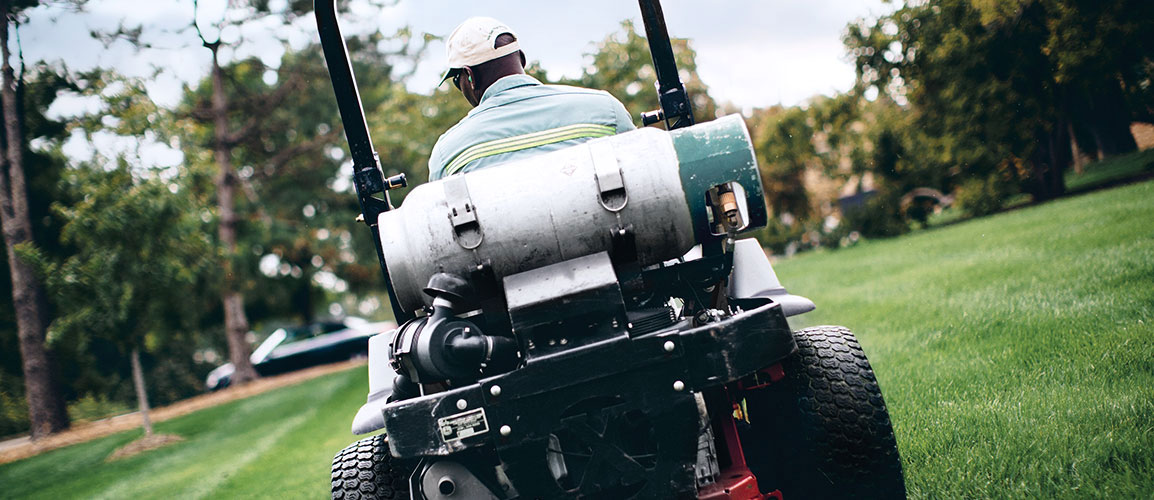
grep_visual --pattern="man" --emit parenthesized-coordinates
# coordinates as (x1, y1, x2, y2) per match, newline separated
(428, 17, 636, 181)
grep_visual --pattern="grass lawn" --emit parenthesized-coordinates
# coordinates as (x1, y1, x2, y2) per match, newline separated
(1065, 148, 1154, 193)
(0, 367, 369, 499)
(928, 148, 1154, 228)
(777, 180, 1154, 498)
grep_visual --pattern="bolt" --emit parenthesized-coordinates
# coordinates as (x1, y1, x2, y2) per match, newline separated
(456, 399, 467, 410)
(673, 380, 685, 392)
(490, 385, 502, 397)
(663, 341, 675, 352)
(500, 425, 512, 437)
(560, 338, 568, 345)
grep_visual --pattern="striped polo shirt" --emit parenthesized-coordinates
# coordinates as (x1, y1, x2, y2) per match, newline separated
(428, 74, 636, 181)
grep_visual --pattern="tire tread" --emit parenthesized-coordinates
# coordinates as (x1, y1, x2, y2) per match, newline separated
(331, 434, 411, 499)
(742, 325, 905, 499)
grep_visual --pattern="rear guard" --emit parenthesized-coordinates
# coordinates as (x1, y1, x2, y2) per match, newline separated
(381, 296, 794, 498)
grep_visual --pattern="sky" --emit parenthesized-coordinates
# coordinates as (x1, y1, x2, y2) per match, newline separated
(22, 0, 894, 111)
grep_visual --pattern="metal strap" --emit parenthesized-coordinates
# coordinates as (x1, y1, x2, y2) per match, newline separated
(590, 141, 628, 212)
(444, 176, 483, 249)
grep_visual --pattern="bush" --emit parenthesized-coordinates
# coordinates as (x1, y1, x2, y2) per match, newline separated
(0, 376, 29, 438)
(68, 395, 132, 424)
(842, 194, 909, 239)
(955, 174, 1007, 217)
(755, 218, 807, 255)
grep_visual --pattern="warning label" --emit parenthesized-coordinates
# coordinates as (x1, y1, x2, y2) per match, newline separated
(438, 408, 489, 442)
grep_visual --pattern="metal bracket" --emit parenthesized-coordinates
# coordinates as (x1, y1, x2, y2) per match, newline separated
(444, 176, 483, 250)
(590, 141, 628, 212)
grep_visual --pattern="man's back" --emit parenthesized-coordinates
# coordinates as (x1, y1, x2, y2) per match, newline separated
(428, 74, 636, 181)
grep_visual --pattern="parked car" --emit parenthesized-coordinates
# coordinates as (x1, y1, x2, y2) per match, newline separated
(205, 317, 395, 390)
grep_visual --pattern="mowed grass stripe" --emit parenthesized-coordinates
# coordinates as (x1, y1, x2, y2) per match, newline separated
(777, 180, 1154, 498)
(0, 367, 368, 499)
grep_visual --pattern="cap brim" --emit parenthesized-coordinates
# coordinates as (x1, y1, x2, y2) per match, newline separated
(438, 67, 463, 88)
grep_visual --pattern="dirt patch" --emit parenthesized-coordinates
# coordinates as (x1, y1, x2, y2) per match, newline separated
(0, 359, 365, 465)
(105, 433, 185, 462)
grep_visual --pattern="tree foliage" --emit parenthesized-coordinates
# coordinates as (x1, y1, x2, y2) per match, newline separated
(568, 20, 716, 127)
(25, 165, 212, 352)
(845, 0, 1152, 207)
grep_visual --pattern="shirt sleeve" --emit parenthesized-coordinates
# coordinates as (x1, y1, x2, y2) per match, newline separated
(610, 97, 636, 133)
(428, 141, 446, 182)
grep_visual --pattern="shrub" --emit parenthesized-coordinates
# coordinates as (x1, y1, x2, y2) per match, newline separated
(955, 174, 1007, 217)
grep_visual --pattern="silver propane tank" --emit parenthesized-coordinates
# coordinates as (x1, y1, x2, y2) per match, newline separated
(379, 114, 768, 313)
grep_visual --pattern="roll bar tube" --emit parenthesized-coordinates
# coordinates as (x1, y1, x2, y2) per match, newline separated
(315, 0, 412, 322)
(638, 0, 696, 129)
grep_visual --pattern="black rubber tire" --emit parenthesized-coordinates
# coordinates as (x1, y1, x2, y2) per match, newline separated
(331, 434, 413, 499)
(739, 326, 906, 499)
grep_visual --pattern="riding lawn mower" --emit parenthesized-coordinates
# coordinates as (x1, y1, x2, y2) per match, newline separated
(316, 1, 905, 498)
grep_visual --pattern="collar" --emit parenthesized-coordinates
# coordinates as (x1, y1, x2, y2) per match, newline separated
(478, 74, 541, 105)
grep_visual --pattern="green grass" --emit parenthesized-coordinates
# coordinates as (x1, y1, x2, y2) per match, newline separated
(1065, 148, 1154, 193)
(0, 367, 369, 499)
(777, 180, 1154, 498)
(927, 149, 1154, 228)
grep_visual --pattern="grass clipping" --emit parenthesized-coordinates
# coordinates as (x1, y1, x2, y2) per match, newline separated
(106, 433, 184, 462)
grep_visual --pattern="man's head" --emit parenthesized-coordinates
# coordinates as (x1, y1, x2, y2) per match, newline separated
(440, 17, 527, 107)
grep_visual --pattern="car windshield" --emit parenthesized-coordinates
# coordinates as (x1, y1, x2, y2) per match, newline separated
(282, 322, 346, 343)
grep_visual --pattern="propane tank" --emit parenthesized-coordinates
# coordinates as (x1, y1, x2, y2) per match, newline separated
(379, 114, 767, 313)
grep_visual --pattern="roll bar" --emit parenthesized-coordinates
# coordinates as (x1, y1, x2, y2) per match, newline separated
(315, 0, 412, 322)
(638, 0, 696, 129)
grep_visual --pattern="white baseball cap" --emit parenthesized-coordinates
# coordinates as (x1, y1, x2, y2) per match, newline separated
(439, 17, 521, 86)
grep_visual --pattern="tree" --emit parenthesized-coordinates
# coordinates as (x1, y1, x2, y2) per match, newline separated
(25, 164, 212, 436)
(569, 20, 716, 127)
(0, 0, 69, 438)
(1026, 0, 1153, 156)
(846, 0, 1154, 204)
(751, 106, 816, 222)
(0, 64, 80, 437)
(188, 0, 263, 385)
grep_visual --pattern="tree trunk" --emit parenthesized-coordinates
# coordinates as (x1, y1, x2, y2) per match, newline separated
(1084, 79, 1138, 158)
(1026, 119, 1070, 202)
(210, 45, 259, 385)
(0, 0, 69, 439)
(130, 347, 153, 437)
(293, 270, 315, 324)
(1068, 122, 1087, 175)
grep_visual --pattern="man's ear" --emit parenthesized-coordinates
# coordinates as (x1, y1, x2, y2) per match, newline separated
(519, 51, 526, 68)
(461, 66, 480, 106)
